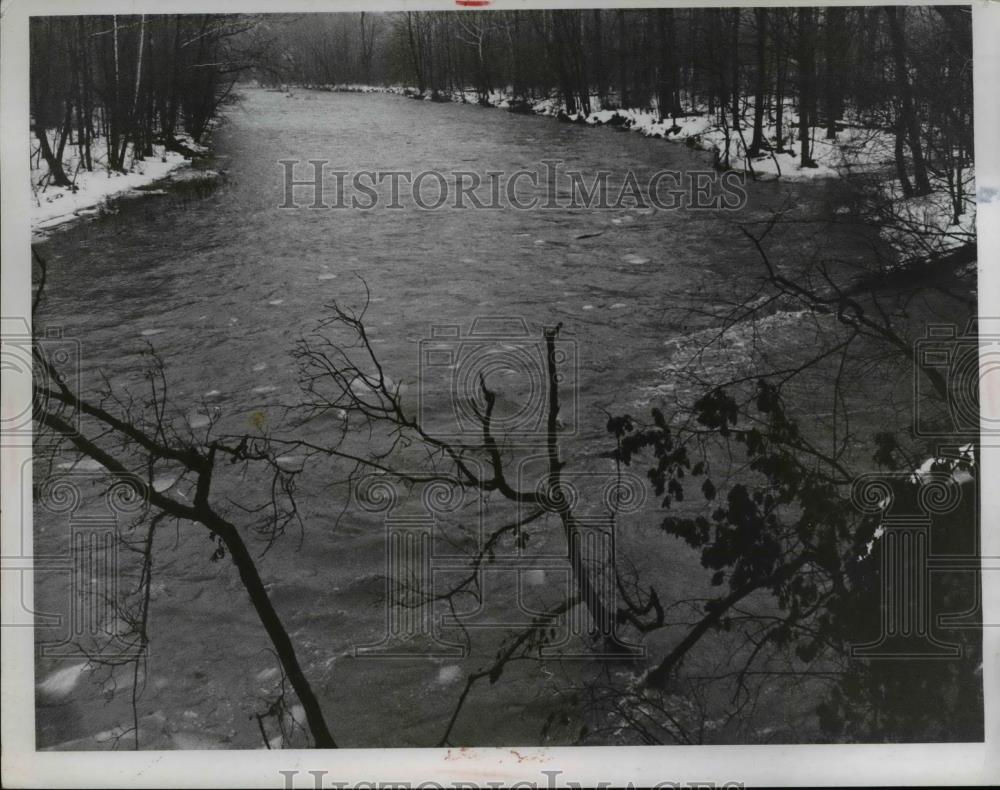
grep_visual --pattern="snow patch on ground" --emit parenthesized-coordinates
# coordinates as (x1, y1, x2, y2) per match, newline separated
(859, 444, 975, 558)
(31, 134, 202, 233)
(303, 82, 974, 253)
(910, 444, 976, 486)
(875, 177, 976, 259)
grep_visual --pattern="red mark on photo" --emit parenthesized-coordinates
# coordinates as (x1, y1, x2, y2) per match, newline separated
(455, 0, 491, 7)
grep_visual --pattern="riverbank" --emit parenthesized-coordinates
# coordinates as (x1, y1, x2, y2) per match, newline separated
(29, 133, 209, 234)
(290, 82, 904, 177)
(283, 81, 850, 177)
(288, 81, 975, 258)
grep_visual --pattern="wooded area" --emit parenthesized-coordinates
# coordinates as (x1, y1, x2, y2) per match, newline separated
(32, 8, 972, 207)
(30, 15, 266, 186)
(262, 7, 971, 196)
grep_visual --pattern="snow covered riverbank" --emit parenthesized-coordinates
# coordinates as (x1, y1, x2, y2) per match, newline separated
(301, 81, 912, 179)
(30, 134, 207, 234)
(290, 81, 974, 258)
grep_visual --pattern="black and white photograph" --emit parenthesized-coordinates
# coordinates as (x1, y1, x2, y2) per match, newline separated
(1, 0, 998, 786)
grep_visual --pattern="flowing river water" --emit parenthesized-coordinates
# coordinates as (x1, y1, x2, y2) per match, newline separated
(31, 87, 962, 749)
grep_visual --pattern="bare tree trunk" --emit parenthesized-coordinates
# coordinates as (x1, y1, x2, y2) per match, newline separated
(510, 12, 526, 101)
(211, 517, 338, 749)
(112, 15, 125, 170)
(885, 6, 931, 195)
(549, 13, 578, 113)
(655, 9, 678, 123)
(71, 21, 93, 171)
(730, 9, 741, 134)
(130, 15, 146, 163)
(359, 13, 375, 84)
(616, 10, 629, 108)
(35, 394, 340, 750)
(749, 8, 767, 155)
(774, 11, 788, 152)
(797, 7, 817, 167)
(894, 114, 913, 197)
(53, 100, 73, 168)
(572, 12, 591, 115)
(823, 7, 845, 139)
(591, 10, 608, 107)
(406, 12, 426, 94)
(34, 125, 71, 187)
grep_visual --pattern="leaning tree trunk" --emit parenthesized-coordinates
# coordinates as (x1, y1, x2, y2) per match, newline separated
(35, 397, 339, 750)
(33, 125, 71, 187)
(211, 518, 338, 749)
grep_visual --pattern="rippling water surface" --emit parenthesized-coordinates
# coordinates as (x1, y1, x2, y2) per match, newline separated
(33, 88, 898, 749)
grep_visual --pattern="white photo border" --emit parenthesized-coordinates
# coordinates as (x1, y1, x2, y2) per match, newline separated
(2, 0, 997, 786)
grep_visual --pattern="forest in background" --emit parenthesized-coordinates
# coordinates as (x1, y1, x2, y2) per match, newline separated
(266, 8, 972, 205)
(30, 15, 269, 187)
(31, 8, 972, 209)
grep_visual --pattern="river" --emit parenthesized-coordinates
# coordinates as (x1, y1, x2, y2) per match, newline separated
(32, 87, 940, 749)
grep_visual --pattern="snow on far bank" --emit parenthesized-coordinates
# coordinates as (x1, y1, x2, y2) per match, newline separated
(296, 81, 888, 181)
(286, 81, 974, 256)
(30, 133, 205, 234)
(572, 105, 852, 182)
